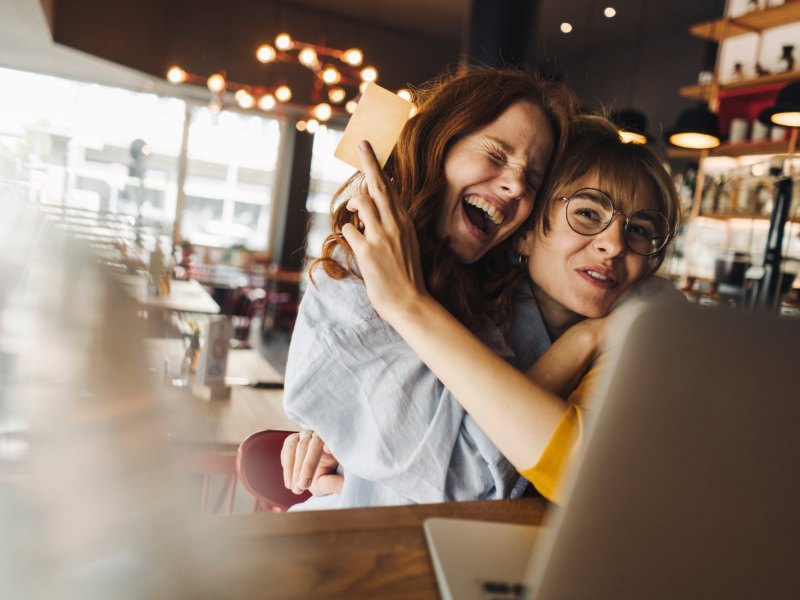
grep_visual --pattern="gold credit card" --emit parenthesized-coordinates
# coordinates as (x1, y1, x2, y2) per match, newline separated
(334, 83, 414, 170)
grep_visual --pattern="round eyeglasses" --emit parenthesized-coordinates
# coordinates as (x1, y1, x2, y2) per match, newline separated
(558, 188, 671, 256)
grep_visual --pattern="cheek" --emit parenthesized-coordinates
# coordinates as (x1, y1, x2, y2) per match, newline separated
(624, 256, 650, 288)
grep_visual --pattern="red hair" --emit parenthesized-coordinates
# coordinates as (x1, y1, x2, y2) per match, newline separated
(313, 65, 579, 328)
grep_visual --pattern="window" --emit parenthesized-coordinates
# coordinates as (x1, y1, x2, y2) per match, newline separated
(181, 109, 280, 250)
(305, 126, 356, 258)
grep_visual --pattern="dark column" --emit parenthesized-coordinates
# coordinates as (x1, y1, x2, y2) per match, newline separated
(758, 175, 793, 312)
(270, 127, 314, 272)
(466, 0, 538, 66)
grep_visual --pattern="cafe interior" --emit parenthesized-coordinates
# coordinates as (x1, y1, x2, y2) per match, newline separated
(1, 0, 799, 597)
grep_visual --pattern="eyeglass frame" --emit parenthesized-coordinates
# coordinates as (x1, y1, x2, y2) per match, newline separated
(557, 187, 672, 256)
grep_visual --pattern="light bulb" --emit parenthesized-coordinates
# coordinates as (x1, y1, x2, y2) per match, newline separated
(275, 33, 292, 50)
(299, 47, 318, 68)
(166, 66, 186, 84)
(306, 119, 320, 133)
(313, 103, 332, 122)
(328, 87, 346, 104)
(668, 132, 720, 150)
(560, 22, 573, 33)
(207, 73, 226, 93)
(618, 130, 647, 144)
(771, 112, 800, 127)
(256, 44, 276, 63)
(322, 67, 341, 84)
(360, 66, 378, 82)
(397, 89, 412, 102)
(275, 85, 292, 102)
(296, 120, 307, 132)
(258, 94, 276, 111)
(345, 100, 358, 114)
(343, 48, 363, 66)
(235, 90, 255, 109)
(604, 7, 616, 18)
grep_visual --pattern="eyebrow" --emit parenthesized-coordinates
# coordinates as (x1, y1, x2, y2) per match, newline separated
(485, 135, 545, 183)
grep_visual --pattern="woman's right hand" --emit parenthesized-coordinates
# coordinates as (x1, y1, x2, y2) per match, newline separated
(341, 141, 428, 323)
(280, 430, 344, 496)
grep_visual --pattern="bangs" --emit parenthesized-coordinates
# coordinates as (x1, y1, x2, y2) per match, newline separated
(592, 149, 656, 212)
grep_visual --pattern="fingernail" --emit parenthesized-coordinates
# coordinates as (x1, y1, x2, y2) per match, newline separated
(301, 477, 311, 489)
(359, 140, 369, 151)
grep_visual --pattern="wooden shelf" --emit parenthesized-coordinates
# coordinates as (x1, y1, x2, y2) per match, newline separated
(690, 0, 800, 41)
(667, 141, 792, 160)
(711, 140, 792, 157)
(679, 70, 800, 101)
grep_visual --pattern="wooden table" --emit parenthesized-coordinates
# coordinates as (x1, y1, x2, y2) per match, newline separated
(192, 498, 548, 599)
(146, 339, 298, 449)
(120, 274, 221, 314)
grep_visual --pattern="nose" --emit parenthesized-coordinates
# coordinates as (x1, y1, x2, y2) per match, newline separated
(592, 215, 626, 257)
(497, 166, 527, 199)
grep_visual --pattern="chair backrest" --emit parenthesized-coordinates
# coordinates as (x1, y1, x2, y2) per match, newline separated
(236, 429, 311, 511)
(174, 448, 238, 515)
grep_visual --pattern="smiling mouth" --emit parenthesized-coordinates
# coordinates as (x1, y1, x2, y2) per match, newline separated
(462, 195, 504, 236)
(581, 269, 620, 286)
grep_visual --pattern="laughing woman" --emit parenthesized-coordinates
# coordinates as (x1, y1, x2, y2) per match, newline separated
(337, 115, 681, 501)
(282, 66, 578, 509)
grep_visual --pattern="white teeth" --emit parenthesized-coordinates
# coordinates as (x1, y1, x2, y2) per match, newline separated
(586, 270, 611, 282)
(464, 195, 504, 225)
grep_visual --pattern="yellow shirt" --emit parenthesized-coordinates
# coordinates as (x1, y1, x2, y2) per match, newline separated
(519, 354, 607, 503)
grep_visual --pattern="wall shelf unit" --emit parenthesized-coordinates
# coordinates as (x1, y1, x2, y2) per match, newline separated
(680, 69, 800, 101)
(690, 0, 800, 41)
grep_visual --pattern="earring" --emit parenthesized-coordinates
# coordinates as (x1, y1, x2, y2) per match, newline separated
(507, 250, 528, 267)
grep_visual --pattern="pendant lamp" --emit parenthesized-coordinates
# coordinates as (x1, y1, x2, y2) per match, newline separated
(611, 108, 649, 144)
(668, 106, 721, 149)
(758, 81, 800, 128)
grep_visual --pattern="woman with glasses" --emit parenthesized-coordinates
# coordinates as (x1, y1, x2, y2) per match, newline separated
(325, 114, 681, 501)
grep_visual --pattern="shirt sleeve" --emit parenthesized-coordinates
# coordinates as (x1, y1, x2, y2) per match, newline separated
(519, 354, 608, 503)
(283, 277, 519, 504)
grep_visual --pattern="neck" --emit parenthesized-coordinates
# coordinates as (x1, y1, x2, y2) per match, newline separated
(530, 283, 585, 341)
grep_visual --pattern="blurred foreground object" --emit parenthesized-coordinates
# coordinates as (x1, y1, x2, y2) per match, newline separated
(0, 199, 205, 597)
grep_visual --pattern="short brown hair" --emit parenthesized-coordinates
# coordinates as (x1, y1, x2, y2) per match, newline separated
(526, 115, 679, 277)
(313, 65, 579, 328)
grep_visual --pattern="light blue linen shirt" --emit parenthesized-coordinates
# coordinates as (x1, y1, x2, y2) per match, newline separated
(283, 267, 551, 510)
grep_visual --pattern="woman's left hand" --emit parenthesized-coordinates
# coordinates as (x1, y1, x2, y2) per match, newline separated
(341, 141, 427, 323)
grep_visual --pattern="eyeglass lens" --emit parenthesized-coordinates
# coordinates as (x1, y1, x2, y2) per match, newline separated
(566, 189, 669, 256)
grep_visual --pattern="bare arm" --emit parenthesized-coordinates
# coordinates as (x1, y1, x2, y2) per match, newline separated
(526, 318, 605, 397)
(341, 142, 571, 469)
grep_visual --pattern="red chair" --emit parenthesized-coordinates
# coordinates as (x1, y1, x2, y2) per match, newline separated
(236, 430, 311, 512)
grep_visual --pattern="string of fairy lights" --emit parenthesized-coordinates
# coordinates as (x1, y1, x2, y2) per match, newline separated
(166, 32, 412, 133)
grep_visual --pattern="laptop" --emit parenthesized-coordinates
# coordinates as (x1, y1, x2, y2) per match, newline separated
(425, 301, 800, 599)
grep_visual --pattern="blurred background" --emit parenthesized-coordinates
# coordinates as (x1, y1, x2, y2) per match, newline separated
(1, 0, 800, 594)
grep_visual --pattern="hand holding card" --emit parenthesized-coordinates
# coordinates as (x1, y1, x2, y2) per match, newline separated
(334, 83, 414, 170)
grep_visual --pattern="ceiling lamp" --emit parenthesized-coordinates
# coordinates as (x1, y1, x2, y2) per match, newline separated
(313, 103, 332, 122)
(360, 66, 378, 83)
(328, 87, 346, 104)
(234, 89, 255, 109)
(275, 33, 293, 50)
(668, 107, 721, 149)
(342, 48, 363, 66)
(611, 108, 649, 144)
(759, 81, 800, 128)
(166, 66, 187, 84)
(206, 73, 226, 93)
(165, 34, 410, 129)
(274, 85, 292, 103)
(256, 44, 277, 63)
